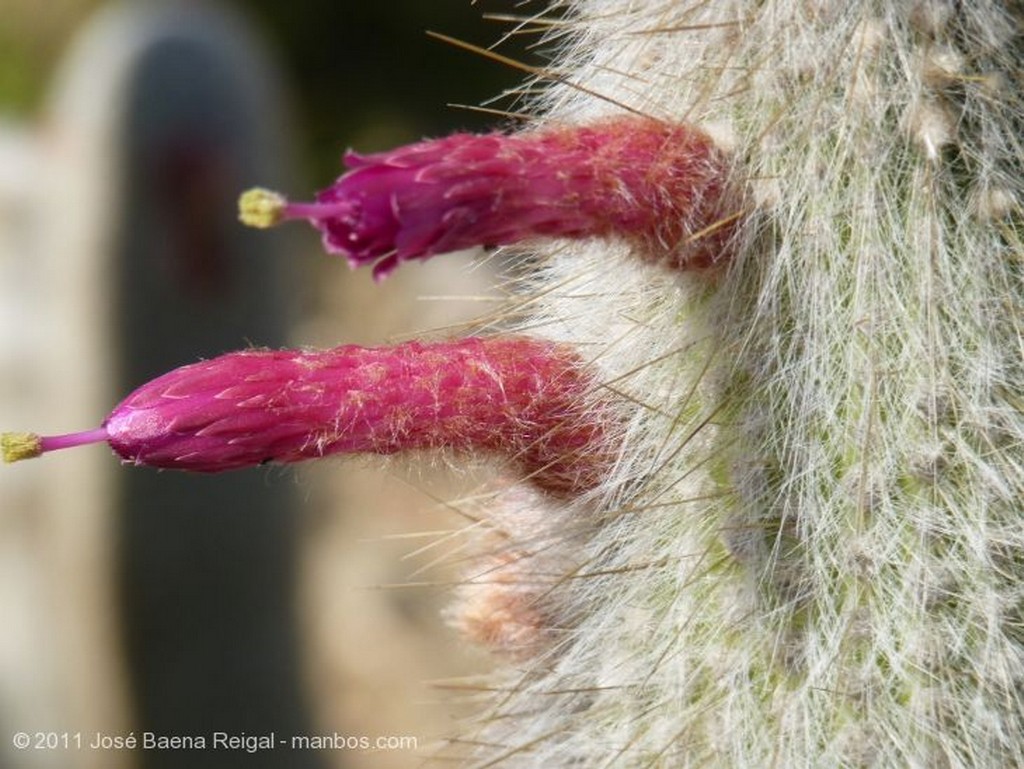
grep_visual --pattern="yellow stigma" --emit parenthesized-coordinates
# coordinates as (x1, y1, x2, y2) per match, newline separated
(2, 432, 42, 463)
(238, 187, 287, 228)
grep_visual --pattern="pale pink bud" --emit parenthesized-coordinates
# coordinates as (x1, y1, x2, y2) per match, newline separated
(2, 337, 610, 496)
(239, 117, 734, 279)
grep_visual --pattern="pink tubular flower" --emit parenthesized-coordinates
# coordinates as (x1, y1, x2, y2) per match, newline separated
(2, 338, 610, 496)
(239, 116, 734, 279)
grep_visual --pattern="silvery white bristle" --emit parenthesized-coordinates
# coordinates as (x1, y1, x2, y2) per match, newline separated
(446, 2, 1024, 767)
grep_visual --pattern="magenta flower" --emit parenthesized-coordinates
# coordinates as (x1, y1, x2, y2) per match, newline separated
(2, 337, 610, 496)
(239, 116, 734, 279)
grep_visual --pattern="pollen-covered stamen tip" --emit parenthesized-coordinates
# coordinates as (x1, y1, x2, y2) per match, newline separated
(2, 432, 42, 463)
(239, 116, 736, 278)
(238, 187, 288, 229)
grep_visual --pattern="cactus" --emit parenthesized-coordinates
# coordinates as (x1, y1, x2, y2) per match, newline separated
(261, 2, 1020, 762)
(5, 2, 1023, 766)
(436, 2, 1024, 766)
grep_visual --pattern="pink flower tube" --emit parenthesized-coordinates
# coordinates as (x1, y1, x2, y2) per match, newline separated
(2, 338, 610, 496)
(239, 116, 734, 279)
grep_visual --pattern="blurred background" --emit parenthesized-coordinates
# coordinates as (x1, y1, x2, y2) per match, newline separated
(0, 1, 548, 767)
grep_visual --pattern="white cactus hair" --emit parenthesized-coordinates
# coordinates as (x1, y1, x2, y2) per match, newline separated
(436, 1, 1024, 767)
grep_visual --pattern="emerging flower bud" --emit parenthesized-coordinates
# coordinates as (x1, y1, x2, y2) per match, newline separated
(239, 116, 734, 279)
(3, 337, 611, 496)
